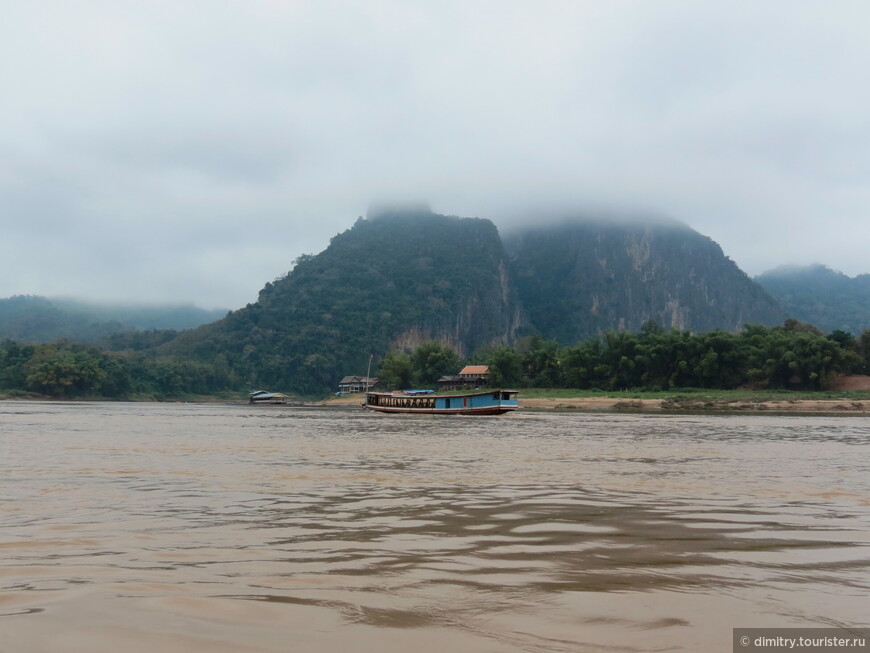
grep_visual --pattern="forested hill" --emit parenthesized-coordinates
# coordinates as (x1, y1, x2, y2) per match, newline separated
(755, 264, 870, 334)
(0, 295, 227, 343)
(505, 218, 786, 344)
(158, 209, 794, 394)
(162, 209, 524, 393)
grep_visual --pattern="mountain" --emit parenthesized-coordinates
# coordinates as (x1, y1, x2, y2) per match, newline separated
(0, 295, 227, 343)
(504, 217, 786, 343)
(161, 209, 794, 394)
(163, 209, 524, 393)
(755, 264, 870, 334)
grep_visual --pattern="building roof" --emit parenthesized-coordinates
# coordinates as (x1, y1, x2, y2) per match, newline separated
(339, 376, 379, 384)
(459, 365, 489, 375)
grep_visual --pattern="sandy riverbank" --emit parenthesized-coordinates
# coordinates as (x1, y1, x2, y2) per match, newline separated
(518, 396, 870, 413)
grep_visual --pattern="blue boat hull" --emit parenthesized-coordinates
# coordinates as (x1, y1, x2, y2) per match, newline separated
(364, 390, 518, 415)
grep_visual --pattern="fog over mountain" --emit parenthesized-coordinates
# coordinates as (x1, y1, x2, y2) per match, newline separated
(2, 2, 869, 309)
(755, 264, 870, 335)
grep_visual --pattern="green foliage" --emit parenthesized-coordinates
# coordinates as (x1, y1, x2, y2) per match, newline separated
(376, 342, 459, 389)
(0, 319, 862, 398)
(554, 323, 857, 392)
(377, 352, 414, 389)
(410, 342, 460, 385)
(163, 210, 516, 394)
(859, 330, 870, 374)
(4, 217, 867, 400)
(756, 264, 870, 335)
(741, 324, 857, 390)
(19, 342, 121, 396)
(0, 340, 34, 389)
(476, 344, 523, 387)
(0, 295, 225, 343)
(100, 329, 180, 351)
(0, 340, 234, 399)
(517, 335, 562, 387)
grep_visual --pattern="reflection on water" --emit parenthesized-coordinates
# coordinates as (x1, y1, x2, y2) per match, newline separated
(1, 402, 869, 652)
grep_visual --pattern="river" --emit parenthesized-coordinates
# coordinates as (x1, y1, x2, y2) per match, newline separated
(1, 401, 868, 652)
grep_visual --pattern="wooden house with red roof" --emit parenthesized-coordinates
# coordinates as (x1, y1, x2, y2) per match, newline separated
(437, 365, 490, 391)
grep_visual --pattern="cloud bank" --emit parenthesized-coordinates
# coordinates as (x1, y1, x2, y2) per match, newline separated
(1, 1, 868, 308)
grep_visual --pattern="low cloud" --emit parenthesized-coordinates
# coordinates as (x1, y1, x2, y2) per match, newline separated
(2, 1, 868, 308)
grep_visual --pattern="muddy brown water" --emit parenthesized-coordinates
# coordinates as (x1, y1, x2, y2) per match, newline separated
(1, 401, 868, 652)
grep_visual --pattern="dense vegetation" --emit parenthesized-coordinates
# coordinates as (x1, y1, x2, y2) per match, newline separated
(160, 210, 521, 395)
(3, 212, 870, 400)
(3, 321, 867, 399)
(157, 210, 802, 395)
(0, 340, 235, 399)
(755, 264, 870, 335)
(381, 321, 868, 392)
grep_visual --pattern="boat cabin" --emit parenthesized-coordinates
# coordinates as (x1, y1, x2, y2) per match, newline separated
(364, 389, 518, 415)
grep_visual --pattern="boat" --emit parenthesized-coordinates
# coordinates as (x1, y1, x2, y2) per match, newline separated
(248, 390, 288, 404)
(363, 389, 518, 415)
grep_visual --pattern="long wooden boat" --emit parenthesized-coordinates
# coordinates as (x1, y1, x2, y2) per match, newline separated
(364, 389, 518, 415)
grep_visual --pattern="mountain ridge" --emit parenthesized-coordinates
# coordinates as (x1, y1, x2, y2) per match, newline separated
(162, 211, 523, 392)
(755, 264, 870, 334)
(0, 295, 227, 343)
(158, 209, 792, 393)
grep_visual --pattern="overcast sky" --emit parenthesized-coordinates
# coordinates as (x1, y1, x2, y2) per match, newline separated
(2, 1, 868, 309)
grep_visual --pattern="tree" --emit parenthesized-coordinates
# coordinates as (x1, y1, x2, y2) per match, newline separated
(23, 344, 108, 396)
(410, 341, 461, 385)
(600, 331, 641, 389)
(859, 330, 870, 374)
(477, 345, 523, 387)
(560, 339, 605, 389)
(517, 335, 562, 387)
(377, 352, 414, 389)
(742, 324, 856, 389)
(0, 340, 35, 389)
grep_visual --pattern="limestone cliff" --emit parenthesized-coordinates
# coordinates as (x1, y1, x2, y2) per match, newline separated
(505, 218, 785, 344)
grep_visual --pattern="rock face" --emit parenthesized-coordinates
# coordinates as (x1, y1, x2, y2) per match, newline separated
(505, 218, 785, 344)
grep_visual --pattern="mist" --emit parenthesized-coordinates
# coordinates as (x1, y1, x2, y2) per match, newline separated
(2, 1, 868, 309)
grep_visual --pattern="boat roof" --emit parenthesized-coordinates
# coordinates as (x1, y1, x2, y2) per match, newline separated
(367, 389, 517, 398)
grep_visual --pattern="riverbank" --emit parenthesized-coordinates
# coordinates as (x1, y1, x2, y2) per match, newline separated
(326, 394, 870, 414)
(518, 395, 870, 413)
(5, 376, 870, 414)
(324, 376, 870, 414)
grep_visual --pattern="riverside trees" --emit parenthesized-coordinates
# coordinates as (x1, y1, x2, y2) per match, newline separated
(375, 323, 861, 392)
(554, 324, 858, 391)
(0, 322, 866, 398)
(0, 340, 234, 398)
